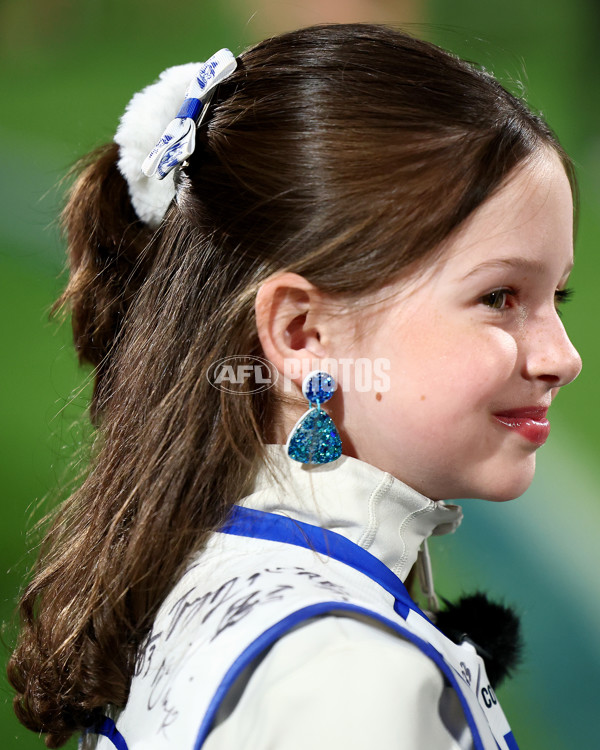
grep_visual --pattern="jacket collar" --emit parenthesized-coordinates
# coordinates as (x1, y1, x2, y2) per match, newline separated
(240, 444, 463, 581)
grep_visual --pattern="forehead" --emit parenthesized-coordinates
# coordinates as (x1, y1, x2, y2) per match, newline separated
(438, 150, 574, 279)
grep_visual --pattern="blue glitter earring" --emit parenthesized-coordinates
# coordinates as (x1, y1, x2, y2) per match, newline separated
(286, 370, 343, 465)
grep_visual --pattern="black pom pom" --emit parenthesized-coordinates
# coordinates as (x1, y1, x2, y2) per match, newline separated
(434, 592, 523, 688)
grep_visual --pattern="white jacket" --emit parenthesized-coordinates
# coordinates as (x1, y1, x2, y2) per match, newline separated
(86, 446, 518, 750)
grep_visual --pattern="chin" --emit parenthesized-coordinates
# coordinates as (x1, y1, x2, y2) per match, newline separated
(478, 467, 536, 502)
(482, 487, 529, 503)
(456, 456, 537, 502)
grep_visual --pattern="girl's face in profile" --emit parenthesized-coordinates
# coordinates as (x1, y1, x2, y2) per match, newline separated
(338, 149, 581, 502)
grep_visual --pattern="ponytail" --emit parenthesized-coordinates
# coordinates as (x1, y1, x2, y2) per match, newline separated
(58, 142, 153, 420)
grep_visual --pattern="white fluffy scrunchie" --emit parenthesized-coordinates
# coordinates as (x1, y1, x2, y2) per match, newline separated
(114, 62, 201, 229)
(115, 50, 238, 229)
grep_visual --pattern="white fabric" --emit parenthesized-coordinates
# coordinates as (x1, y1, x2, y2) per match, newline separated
(87, 446, 478, 750)
(202, 445, 470, 750)
(206, 617, 473, 750)
(115, 62, 199, 227)
(116, 50, 236, 227)
(244, 445, 463, 580)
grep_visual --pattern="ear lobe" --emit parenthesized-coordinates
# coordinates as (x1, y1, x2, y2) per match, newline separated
(255, 273, 327, 384)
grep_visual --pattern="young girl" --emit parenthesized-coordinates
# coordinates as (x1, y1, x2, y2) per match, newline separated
(8, 23, 581, 750)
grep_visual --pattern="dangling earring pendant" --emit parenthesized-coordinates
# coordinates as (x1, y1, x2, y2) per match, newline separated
(286, 370, 343, 465)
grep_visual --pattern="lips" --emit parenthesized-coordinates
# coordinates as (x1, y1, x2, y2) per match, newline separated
(493, 406, 550, 446)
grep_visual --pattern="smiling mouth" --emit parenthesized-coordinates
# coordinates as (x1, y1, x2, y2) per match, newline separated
(493, 407, 550, 446)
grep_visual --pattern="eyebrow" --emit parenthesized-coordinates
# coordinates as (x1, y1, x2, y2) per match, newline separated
(461, 257, 574, 280)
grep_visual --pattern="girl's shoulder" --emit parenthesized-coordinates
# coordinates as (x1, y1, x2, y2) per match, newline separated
(205, 614, 466, 750)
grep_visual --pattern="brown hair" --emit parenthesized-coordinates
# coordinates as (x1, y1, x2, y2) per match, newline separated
(8, 23, 573, 747)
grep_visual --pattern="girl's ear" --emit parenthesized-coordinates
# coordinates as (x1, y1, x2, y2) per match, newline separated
(255, 272, 330, 386)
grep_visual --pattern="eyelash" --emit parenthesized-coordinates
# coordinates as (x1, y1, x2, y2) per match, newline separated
(480, 287, 574, 316)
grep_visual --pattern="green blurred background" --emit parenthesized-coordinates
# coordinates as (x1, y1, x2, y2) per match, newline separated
(1, 0, 597, 747)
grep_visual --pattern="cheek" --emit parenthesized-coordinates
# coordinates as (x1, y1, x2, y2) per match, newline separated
(390, 325, 520, 414)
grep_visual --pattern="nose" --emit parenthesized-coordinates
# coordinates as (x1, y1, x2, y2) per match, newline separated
(523, 310, 582, 387)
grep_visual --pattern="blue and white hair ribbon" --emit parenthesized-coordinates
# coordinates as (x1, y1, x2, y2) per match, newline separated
(115, 51, 237, 227)
(142, 48, 237, 180)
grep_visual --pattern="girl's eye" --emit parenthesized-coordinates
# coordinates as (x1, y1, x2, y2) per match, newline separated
(555, 287, 574, 316)
(480, 289, 513, 310)
(479, 287, 574, 315)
